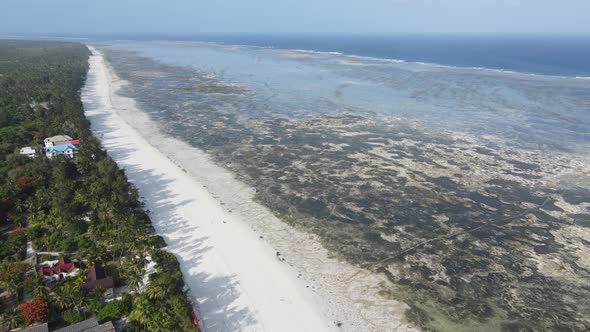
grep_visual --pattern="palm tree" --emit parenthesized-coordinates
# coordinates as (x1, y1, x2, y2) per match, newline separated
(126, 273, 142, 293)
(145, 284, 168, 300)
(52, 281, 83, 311)
(129, 254, 148, 273)
(32, 283, 51, 300)
(129, 296, 153, 331)
(51, 287, 71, 311)
(0, 278, 19, 298)
(123, 254, 147, 293)
(0, 263, 29, 298)
(2, 308, 25, 330)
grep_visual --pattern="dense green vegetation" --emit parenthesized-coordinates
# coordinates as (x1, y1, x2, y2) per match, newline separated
(0, 40, 196, 331)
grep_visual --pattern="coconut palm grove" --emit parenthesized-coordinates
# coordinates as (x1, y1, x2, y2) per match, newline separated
(0, 40, 198, 331)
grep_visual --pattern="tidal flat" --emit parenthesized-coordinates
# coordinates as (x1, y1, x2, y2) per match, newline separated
(102, 44, 590, 331)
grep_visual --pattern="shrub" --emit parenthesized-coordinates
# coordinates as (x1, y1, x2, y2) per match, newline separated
(96, 298, 132, 323)
(63, 310, 83, 325)
(18, 298, 49, 323)
(146, 235, 167, 248)
(27, 225, 44, 240)
(87, 299, 103, 314)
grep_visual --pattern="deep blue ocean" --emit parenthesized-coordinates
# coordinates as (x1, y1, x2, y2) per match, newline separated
(83, 33, 590, 77)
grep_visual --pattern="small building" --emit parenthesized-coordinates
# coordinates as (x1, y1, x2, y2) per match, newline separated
(19, 146, 36, 158)
(53, 317, 115, 332)
(43, 135, 72, 148)
(82, 265, 114, 290)
(46, 144, 77, 159)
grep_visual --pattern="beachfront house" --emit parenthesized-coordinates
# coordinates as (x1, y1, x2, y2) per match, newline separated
(46, 143, 77, 159)
(36, 257, 81, 281)
(44, 135, 73, 148)
(82, 265, 115, 291)
(19, 146, 36, 158)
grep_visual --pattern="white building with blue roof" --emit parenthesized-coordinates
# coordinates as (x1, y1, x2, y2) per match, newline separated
(46, 143, 77, 159)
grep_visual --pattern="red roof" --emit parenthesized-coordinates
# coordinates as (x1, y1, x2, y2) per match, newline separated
(54, 139, 79, 146)
(37, 258, 80, 277)
(82, 265, 114, 290)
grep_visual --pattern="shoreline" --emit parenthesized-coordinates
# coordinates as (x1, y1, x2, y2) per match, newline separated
(82, 45, 415, 331)
(114, 39, 590, 80)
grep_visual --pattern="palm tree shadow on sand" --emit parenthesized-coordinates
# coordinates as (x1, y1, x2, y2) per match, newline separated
(84, 87, 258, 331)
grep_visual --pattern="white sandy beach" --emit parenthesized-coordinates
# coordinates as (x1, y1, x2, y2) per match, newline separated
(82, 46, 415, 332)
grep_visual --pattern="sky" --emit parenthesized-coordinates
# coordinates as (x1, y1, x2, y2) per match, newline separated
(0, 0, 589, 35)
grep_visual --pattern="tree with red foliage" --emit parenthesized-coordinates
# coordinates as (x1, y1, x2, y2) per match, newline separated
(15, 177, 34, 189)
(32, 132, 43, 140)
(18, 299, 49, 324)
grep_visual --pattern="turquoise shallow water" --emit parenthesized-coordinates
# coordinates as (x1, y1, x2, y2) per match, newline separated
(104, 40, 590, 155)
